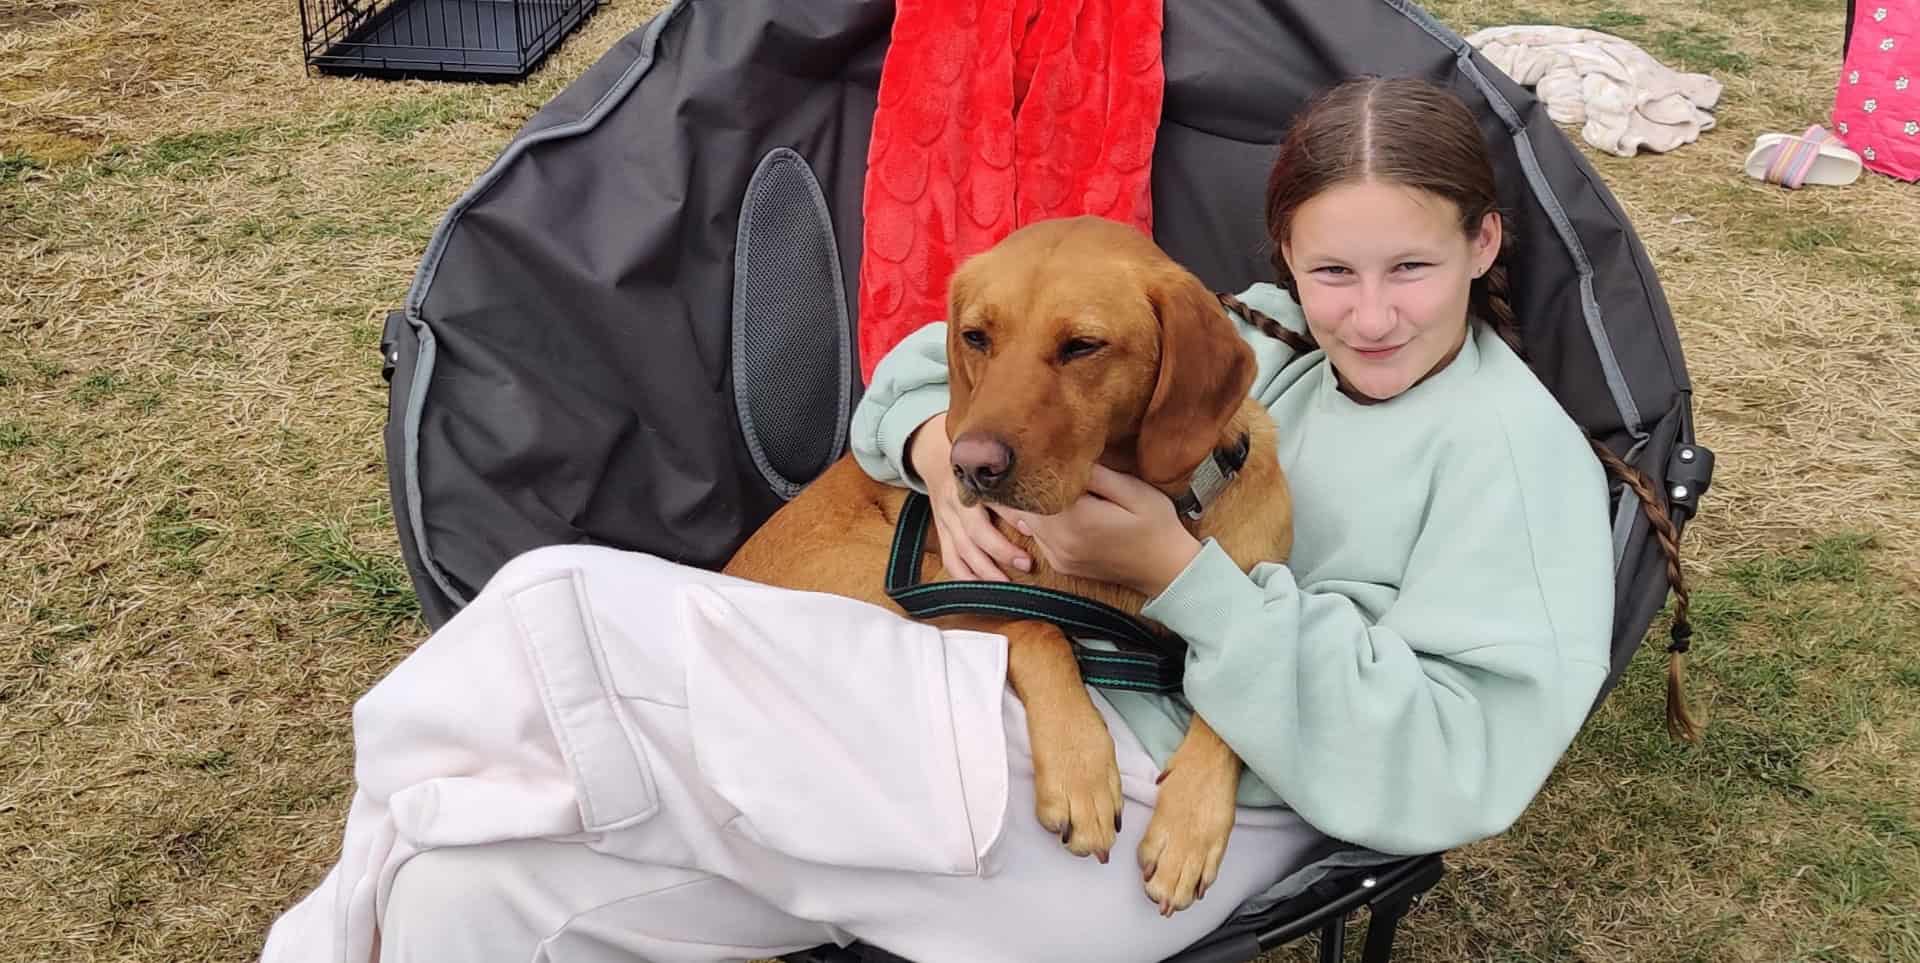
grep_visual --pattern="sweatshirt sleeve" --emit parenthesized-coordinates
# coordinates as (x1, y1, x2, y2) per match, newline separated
(1140, 424, 1614, 856)
(847, 321, 955, 493)
(847, 284, 1312, 491)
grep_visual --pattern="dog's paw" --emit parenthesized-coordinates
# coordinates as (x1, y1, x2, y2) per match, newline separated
(1026, 699, 1123, 863)
(1136, 760, 1238, 916)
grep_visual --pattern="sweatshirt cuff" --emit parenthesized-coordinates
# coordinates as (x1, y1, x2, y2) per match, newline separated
(869, 385, 951, 495)
(1139, 538, 1251, 655)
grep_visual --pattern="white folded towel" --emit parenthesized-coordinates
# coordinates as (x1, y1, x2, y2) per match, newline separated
(1467, 25, 1724, 156)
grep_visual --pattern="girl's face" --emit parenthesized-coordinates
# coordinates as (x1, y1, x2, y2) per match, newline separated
(1280, 179, 1500, 402)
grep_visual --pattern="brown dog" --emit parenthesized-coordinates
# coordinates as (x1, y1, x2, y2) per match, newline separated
(723, 215, 1293, 914)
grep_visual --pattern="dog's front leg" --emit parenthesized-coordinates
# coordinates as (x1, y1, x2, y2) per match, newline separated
(1002, 619, 1123, 863)
(1137, 714, 1242, 915)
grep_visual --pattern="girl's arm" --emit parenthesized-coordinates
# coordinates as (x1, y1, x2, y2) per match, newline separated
(848, 321, 955, 494)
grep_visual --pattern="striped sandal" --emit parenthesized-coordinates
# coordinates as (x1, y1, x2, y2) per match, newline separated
(1743, 125, 1863, 188)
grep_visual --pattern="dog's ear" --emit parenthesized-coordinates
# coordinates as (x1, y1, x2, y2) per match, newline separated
(1135, 267, 1257, 485)
(944, 257, 982, 427)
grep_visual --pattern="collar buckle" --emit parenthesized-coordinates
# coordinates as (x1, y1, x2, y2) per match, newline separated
(1173, 433, 1250, 521)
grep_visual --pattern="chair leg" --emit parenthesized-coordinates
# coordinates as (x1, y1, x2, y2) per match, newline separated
(1317, 913, 1347, 963)
(1359, 892, 1416, 963)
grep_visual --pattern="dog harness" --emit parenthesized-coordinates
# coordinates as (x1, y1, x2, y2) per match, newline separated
(884, 440, 1250, 694)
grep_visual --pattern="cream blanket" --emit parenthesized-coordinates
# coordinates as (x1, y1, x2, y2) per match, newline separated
(1467, 25, 1723, 156)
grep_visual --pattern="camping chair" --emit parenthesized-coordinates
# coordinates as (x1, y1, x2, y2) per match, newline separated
(374, 0, 1717, 959)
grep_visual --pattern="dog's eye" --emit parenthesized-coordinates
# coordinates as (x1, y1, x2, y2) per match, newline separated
(1059, 337, 1104, 362)
(961, 329, 990, 351)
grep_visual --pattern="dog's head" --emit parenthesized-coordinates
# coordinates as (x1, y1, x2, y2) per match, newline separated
(941, 216, 1257, 515)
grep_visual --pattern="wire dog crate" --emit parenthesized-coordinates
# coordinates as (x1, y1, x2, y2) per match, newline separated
(301, 0, 600, 81)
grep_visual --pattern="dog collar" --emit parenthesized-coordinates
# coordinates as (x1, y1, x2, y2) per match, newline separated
(1173, 433, 1251, 521)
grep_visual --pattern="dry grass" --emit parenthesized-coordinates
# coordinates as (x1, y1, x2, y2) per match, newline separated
(2, 0, 1917, 960)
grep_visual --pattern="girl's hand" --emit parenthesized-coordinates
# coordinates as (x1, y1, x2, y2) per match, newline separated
(998, 466, 1202, 597)
(908, 413, 1032, 582)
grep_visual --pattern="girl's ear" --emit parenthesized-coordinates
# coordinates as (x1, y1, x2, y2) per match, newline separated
(1473, 211, 1502, 274)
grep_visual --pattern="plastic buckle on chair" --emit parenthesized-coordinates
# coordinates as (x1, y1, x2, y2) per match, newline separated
(380, 309, 406, 385)
(1665, 443, 1714, 524)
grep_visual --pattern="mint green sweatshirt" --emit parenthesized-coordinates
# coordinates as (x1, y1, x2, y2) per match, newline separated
(849, 283, 1615, 856)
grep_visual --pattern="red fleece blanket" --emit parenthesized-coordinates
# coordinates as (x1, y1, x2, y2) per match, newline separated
(855, 0, 1166, 382)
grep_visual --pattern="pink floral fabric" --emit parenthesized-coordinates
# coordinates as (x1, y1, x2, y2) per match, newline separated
(1833, 1, 1920, 181)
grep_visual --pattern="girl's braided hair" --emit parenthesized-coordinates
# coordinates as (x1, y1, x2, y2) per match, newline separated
(1236, 75, 1702, 741)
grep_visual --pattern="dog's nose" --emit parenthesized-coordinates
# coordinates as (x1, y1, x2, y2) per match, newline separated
(950, 433, 1014, 497)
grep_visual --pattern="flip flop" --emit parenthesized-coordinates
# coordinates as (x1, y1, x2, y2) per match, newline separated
(1743, 125, 1863, 188)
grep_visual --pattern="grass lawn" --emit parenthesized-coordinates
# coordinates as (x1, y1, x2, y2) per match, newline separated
(3, 0, 1917, 960)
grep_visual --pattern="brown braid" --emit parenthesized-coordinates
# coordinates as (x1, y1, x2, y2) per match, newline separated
(1588, 438, 1701, 740)
(1479, 262, 1702, 742)
(1472, 263, 1525, 357)
(1216, 291, 1319, 355)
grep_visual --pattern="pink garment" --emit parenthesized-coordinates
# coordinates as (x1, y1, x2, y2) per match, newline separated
(1833, 0, 1920, 181)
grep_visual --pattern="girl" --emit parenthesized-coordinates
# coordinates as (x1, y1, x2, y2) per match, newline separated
(262, 76, 1693, 963)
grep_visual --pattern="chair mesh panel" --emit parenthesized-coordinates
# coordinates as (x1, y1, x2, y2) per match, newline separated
(732, 147, 853, 499)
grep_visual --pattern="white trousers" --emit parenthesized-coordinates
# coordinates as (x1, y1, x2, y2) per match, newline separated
(260, 546, 1324, 963)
